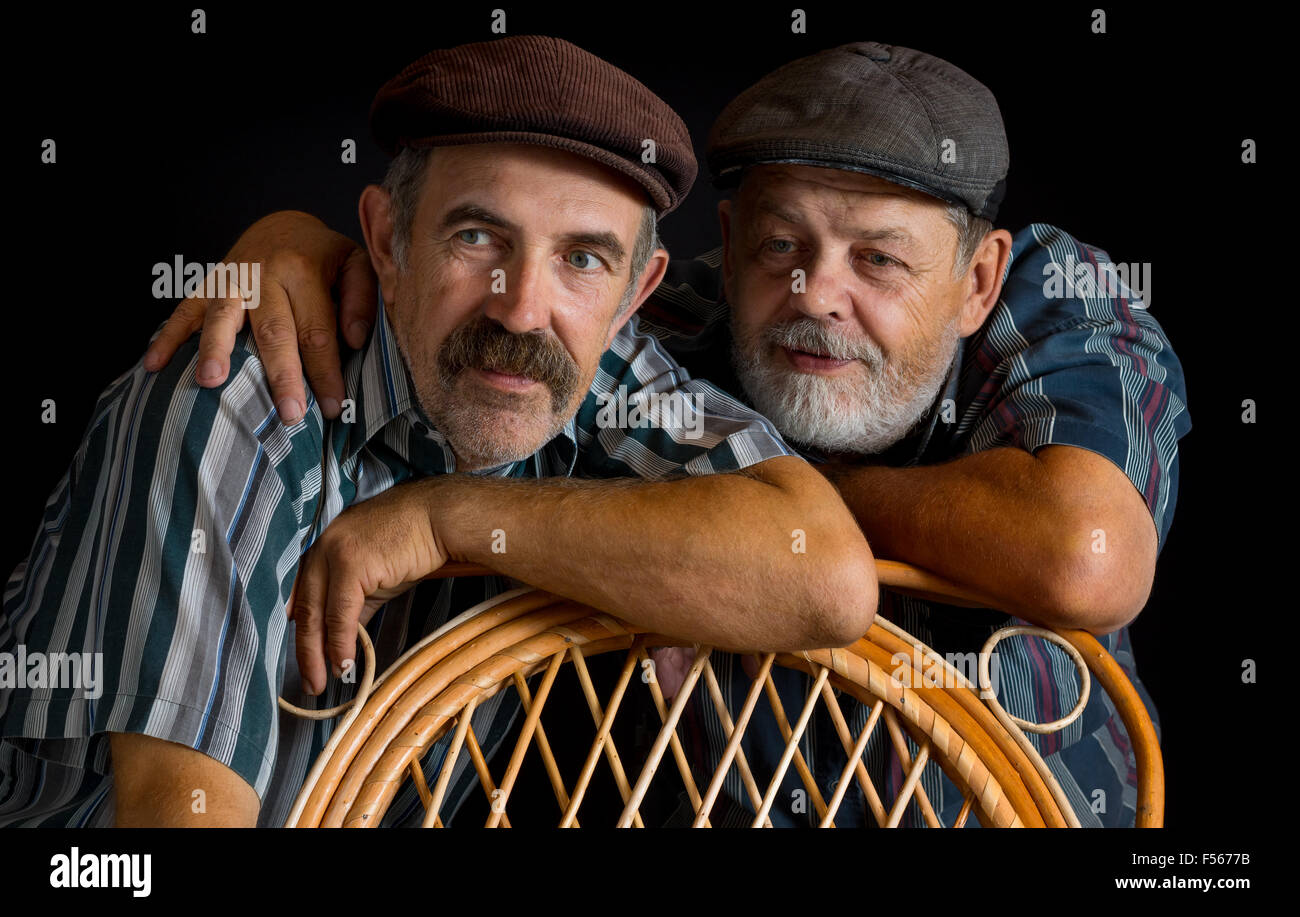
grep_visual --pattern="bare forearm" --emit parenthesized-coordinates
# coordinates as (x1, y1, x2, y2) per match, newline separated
(821, 448, 1085, 626)
(429, 456, 877, 650)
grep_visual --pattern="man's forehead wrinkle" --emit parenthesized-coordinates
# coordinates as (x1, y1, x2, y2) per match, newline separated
(424, 144, 642, 249)
(751, 193, 923, 248)
(546, 195, 639, 237)
(754, 198, 806, 225)
(751, 173, 916, 221)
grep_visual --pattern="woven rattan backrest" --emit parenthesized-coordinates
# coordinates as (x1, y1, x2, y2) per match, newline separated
(284, 561, 1163, 828)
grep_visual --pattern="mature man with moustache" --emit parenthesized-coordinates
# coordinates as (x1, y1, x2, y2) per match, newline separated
(0, 37, 878, 828)
(140, 42, 1191, 827)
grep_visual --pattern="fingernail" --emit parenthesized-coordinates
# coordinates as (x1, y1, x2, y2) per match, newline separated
(278, 398, 304, 424)
(142, 349, 159, 372)
(331, 662, 342, 679)
(302, 680, 317, 697)
(198, 359, 223, 382)
(349, 321, 369, 346)
(321, 397, 340, 417)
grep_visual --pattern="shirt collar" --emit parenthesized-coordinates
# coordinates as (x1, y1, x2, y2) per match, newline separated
(340, 292, 579, 476)
(340, 294, 420, 466)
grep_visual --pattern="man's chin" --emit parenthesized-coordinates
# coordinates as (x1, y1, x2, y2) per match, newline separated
(738, 369, 917, 456)
(423, 372, 583, 470)
(437, 398, 562, 471)
(445, 411, 554, 470)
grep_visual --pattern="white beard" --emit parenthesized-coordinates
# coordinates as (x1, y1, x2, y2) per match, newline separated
(731, 316, 961, 456)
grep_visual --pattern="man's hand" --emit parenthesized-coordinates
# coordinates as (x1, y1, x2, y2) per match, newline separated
(647, 646, 695, 703)
(294, 456, 875, 698)
(142, 210, 379, 424)
(291, 479, 449, 696)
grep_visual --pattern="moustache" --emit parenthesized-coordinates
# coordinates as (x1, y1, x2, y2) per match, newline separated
(437, 315, 581, 413)
(763, 319, 881, 367)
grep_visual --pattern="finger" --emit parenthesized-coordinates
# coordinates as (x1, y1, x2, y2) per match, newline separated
(648, 646, 692, 704)
(338, 246, 379, 350)
(324, 561, 367, 683)
(193, 289, 250, 389)
(243, 278, 311, 425)
(280, 272, 349, 421)
(142, 296, 206, 372)
(292, 552, 329, 696)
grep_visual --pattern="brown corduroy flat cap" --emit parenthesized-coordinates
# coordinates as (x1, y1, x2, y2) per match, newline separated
(370, 36, 697, 216)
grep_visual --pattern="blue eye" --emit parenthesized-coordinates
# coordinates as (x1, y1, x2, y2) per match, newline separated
(768, 239, 796, 254)
(457, 229, 491, 245)
(865, 252, 896, 267)
(568, 251, 601, 270)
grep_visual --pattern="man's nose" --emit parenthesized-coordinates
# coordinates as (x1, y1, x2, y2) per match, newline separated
(481, 251, 551, 334)
(790, 255, 851, 322)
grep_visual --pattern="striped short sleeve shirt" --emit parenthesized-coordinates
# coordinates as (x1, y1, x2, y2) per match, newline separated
(0, 298, 796, 827)
(638, 224, 1191, 827)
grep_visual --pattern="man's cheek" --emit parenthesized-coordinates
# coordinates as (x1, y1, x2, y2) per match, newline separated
(732, 278, 787, 328)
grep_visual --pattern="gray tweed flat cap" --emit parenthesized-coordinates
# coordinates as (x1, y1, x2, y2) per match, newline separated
(707, 42, 1009, 221)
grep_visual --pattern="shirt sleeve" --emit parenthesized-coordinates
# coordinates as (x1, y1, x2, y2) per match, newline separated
(962, 224, 1192, 553)
(573, 314, 798, 479)
(0, 334, 316, 802)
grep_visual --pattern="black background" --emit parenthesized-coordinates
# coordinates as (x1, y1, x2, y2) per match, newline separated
(4, 2, 1280, 836)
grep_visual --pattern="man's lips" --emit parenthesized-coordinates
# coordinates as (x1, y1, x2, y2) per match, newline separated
(780, 346, 855, 372)
(472, 366, 540, 392)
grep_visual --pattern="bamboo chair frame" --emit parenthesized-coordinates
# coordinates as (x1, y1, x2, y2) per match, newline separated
(282, 560, 1164, 828)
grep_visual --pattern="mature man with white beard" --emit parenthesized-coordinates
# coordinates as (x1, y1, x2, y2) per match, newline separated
(140, 42, 1191, 827)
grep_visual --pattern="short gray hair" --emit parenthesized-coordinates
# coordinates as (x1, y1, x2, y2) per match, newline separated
(381, 145, 434, 272)
(619, 206, 659, 313)
(945, 204, 993, 279)
(381, 145, 659, 311)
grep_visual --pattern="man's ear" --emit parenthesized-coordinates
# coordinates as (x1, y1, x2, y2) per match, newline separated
(718, 199, 734, 303)
(957, 228, 1013, 337)
(604, 248, 669, 349)
(359, 185, 399, 307)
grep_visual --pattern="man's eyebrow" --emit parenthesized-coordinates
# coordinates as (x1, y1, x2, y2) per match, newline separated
(853, 227, 918, 247)
(557, 231, 626, 268)
(438, 206, 626, 267)
(438, 204, 519, 233)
